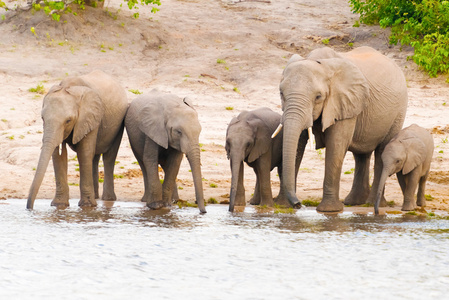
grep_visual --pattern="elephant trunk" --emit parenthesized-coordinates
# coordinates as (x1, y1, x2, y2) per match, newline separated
(374, 169, 389, 215)
(228, 156, 243, 212)
(27, 129, 63, 209)
(281, 107, 311, 208)
(186, 147, 206, 213)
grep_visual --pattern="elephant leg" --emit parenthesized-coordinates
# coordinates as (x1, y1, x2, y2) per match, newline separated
(367, 146, 387, 206)
(51, 143, 70, 208)
(101, 126, 124, 201)
(143, 138, 163, 209)
(397, 172, 407, 195)
(274, 166, 290, 207)
(254, 152, 274, 207)
(77, 133, 98, 207)
(92, 154, 101, 199)
(401, 170, 420, 211)
(235, 162, 246, 206)
(132, 154, 149, 202)
(317, 118, 356, 212)
(250, 173, 261, 206)
(344, 153, 371, 206)
(172, 183, 180, 203)
(161, 149, 183, 208)
(416, 173, 428, 207)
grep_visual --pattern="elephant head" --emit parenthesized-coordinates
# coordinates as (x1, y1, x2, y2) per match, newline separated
(278, 48, 370, 207)
(374, 134, 427, 214)
(139, 96, 206, 213)
(225, 110, 276, 212)
(27, 79, 104, 209)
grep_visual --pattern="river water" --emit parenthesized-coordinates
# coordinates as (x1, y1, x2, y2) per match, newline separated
(1, 199, 448, 300)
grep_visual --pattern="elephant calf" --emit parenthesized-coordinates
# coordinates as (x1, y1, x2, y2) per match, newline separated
(375, 124, 434, 214)
(225, 107, 302, 212)
(27, 70, 129, 209)
(125, 90, 206, 213)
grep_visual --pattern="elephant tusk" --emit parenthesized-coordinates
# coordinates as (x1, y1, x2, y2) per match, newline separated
(271, 123, 283, 139)
(308, 127, 314, 150)
(59, 144, 63, 156)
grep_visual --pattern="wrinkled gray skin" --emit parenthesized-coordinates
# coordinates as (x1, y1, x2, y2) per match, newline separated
(225, 108, 302, 212)
(27, 70, 128, 209)
(375, 124, 434, 214)
(279, 46, 408, 212)
(125, 90, 206, 213)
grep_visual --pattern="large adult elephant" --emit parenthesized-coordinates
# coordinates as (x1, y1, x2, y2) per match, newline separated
(277, 46, 408, 212)
(125, 90, 206, 213)
(27, 70, 128, 209)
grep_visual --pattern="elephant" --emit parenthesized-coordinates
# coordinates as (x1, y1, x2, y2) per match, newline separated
(225, 107, 302, 212)
(276, 46, 408, 212)
(125, 90, 206, 213)
(27, 70, 129, 209)
(374, 124, 434, 214)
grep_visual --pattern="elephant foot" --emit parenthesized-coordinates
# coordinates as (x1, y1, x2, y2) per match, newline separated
(259, 198, 274, 207)
(51, 191, 70, 208)
(316, 199, 343, 212)
(249, 196, 259, 206)
(147, 200, 171, 210)
(274, 194, 291, 208)
(344, 189, 369, 206)
(78, 197, 97, 207)
(101, 191, 117, 201)
(287, 191, 301, 209)
(366, 194, 387, 207)
(401, 201, 417, 211)
(234, 196, 246, 206)
(416, 197, 426, 207)
(51, 199, 70, 208)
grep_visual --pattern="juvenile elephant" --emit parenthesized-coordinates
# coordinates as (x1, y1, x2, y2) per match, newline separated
(27, 70, 128, 209)
(225, 108, 302, 212)
(374, 124, 434, 214)
(276, 46, 408, 212)
(125, 90, 206, 213)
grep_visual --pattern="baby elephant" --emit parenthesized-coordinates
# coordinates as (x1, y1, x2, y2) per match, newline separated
(125, 90, 206, 213)
(375, 124, 434, 214)
(226, 107, 300, 212)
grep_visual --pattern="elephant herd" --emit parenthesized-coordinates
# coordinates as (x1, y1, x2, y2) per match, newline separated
(26, 46, 434, 215)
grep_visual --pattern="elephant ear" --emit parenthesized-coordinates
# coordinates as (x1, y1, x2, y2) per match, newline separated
(247, 118, 272, 163)
(67, 86, 104, 145)
(321, 58, 370, 131)
(183, 97, 196, 110)
(286, 54, 304, 66)
(139, 102, 168, 149)
(402, 137, 426, 175)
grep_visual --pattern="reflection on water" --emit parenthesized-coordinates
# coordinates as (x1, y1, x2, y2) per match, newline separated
(1, 199, 449, 299)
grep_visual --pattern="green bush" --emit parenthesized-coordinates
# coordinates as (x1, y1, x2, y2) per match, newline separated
(349, 0, 449, 78)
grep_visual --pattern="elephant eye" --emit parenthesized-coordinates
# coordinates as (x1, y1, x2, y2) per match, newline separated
(315, 94, 322, 101)
(66, 118, 72, 124)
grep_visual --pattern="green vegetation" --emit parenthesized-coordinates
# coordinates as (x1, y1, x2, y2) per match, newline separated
(129, 89, 143, 95)
(209, 183, 217, 188)
(216, 59, 226, 64)
(1, 0, 161, 22)
(176, 200, 198, 208)
(350, 0, 449, 78)
(344, 168, 355, 175)
(274, 207, 296, 214)
(361, 203, 374, 207)
(68, 182, 79, 186)
(225, 106, 234, 110)
(321, 38, 329, 45)
(406, 211, 417, 216)
(28, 83, 45, 94)
(302, 198, 321, 207)
(425, 194, 434, 201)
(207, 197, 218, 204)
(387, 200, 395, 207)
